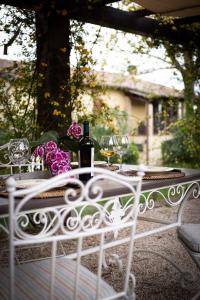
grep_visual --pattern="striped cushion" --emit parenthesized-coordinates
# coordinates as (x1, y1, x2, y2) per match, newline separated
(0, 257, 116, 300)
(178, 224, 200, 253)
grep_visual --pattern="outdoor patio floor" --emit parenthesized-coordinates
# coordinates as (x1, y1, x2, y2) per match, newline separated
(134, 197, 200, 299)
(0, 197, 200, 299)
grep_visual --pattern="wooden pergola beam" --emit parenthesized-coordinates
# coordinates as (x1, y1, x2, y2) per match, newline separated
(70, 6, 193, 44)
(129, 9, 153, 17)
(0, 0, 36, 9)
(174, 15, 200, 26)
(0, 0, 121, 9)
(92, 0, 121, 5)
(0, 0, 198, 44)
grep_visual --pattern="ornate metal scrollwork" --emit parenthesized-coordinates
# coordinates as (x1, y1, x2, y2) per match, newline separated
(0, 222, 9, 235)
(13, 173, 138, 240)
(139, 181, 200, 214)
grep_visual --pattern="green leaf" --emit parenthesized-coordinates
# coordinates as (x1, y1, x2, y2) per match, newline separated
(31, 131, 101, 154)
(60, 136, 79, 152)
(59, 136, 100, 153)
(30, 131, 59, 148)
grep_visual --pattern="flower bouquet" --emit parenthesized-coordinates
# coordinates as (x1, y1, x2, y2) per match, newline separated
(32, 122, 82, 175)
(32, 122, 100, 176)
(33, 141, 71, 176)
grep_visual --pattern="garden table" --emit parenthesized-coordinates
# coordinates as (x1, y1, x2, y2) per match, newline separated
(0, 166, 200, 238)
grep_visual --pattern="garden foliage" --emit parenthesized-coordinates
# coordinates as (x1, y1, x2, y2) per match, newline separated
(162, 112, 200, 168)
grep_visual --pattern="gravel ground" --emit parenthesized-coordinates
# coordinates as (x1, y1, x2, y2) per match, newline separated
(0, 197, 200, 299)
(133, 197, 200, 299)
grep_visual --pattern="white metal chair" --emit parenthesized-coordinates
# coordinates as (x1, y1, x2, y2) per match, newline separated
(175, 184, 200, 299)
(178, 224, 200, 270)
(0, 167, 143, 299)
(177, 223, 200, 299)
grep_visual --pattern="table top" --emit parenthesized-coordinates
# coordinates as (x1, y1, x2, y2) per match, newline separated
(0, 167, 200, 216)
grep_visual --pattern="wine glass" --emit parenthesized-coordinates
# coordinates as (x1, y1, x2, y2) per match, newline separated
(99, 136, 115, 166)
(113, 135, 129, 171)
(8, 138, 30, 179)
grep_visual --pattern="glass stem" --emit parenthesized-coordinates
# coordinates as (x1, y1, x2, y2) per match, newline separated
(107, 156, 110, 166)
(19, 164, 22, 180)
(119, 154, 123, 171)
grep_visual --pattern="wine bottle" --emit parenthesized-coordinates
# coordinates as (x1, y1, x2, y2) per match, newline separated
(78, 121, 94, 182)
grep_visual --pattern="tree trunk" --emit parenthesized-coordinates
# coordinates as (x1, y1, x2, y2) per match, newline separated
(182, 49, 196, 118)
(182, 75, 195, 118)
(35, 9, 71, 135)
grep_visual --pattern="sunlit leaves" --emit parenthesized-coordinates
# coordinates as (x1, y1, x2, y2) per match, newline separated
(44, 92, 50, 99)
(0, 61, 37, 140)
(162, 111, 200, 168)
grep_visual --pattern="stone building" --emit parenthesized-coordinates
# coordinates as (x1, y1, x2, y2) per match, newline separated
(87, 71, 183, 165)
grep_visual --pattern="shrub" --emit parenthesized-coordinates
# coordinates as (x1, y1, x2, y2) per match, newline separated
(123, 143, 139, 164)
(161, 114, 200, 168)
(109, 142, 139, 165)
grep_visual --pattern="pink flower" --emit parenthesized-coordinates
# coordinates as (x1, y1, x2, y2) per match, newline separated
(45, 141, 57, 152)
(57, 164, 72, 175)
(50, 160, 71, 176)
(33, 145, 45, 158)
(59, 150, 70, 162)
(45, 149, 58, 164)
(45, 149, 70, 164)
(67, 122, 82, 139)
(33, 141, 71, 175)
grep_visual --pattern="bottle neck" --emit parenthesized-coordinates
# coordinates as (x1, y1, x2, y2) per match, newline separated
(83, 121, 89, 137)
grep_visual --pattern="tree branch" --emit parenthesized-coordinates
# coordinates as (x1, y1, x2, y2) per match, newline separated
(3, 25, 21, 55)
(137, 66, 177, 75)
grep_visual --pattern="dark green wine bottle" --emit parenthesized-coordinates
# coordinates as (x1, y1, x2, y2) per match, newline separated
(78, 121, 94, 182)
